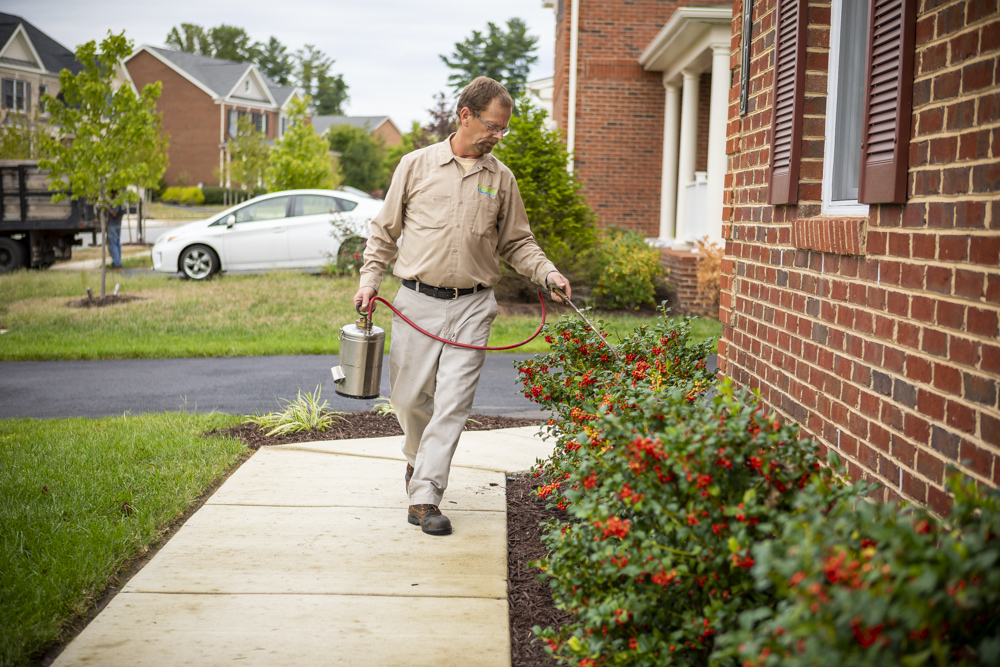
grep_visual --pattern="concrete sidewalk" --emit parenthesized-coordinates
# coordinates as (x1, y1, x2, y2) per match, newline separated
(53, 426, 553, 666)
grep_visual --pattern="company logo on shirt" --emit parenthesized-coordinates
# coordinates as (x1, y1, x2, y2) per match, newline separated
(477, 184, 498, 198)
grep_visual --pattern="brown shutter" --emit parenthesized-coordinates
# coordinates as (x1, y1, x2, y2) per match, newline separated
(768, 0, 807, 205)
(859, 0, 916, 204)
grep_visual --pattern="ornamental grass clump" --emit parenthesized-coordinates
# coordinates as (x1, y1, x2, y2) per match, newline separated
(716, 474, 1000, 667)
(248, 385, 341, 436)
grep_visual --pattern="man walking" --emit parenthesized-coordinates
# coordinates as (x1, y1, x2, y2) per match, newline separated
(354, 76, 570, 536)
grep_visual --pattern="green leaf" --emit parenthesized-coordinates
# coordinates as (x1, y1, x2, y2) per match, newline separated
(728, 537, 740, 554)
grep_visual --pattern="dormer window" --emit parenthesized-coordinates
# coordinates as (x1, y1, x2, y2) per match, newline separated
(245, 80, 250, 93)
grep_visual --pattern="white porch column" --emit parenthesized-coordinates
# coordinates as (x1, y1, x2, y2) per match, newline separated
(673, 69, 700, 249)
(705, 44, 731, 243)
(659, 80, 681, 243)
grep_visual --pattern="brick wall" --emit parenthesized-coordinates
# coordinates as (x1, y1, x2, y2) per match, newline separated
(719, 0, 1000, 513)
(126, 51, 222, 187)
(552, 0, 731, 237)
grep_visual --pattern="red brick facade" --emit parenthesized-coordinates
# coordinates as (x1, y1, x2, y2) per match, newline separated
(126, 51, 282, 188)
(551, 0, 730, 236)
(720, 0, 1000, 511)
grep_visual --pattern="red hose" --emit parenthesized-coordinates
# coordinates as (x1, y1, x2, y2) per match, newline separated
(369, 289, 547, 351)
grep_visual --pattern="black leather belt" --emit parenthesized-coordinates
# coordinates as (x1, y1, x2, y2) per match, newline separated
(402, 279, 484, 300)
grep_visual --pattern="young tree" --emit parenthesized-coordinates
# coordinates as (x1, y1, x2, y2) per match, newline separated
(440, 19, 539, 101)
(0, 112, 53, 159)
(295, 45, 348, 115)
(492, 98, 596, 297)
(257, 36, 294, 85)
(40, 32, 167, 298)
(229, 115, 270, 195)
(124, 111, 170, 243)
(165, 23, 210, 55)
(326, 123, 386, 193)
(266, 96, 341, 191)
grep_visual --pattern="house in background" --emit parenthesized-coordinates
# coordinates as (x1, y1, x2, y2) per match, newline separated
(544, 0, 733, 311)
(123, 47, 301, 187)
(311, 115, 403, 147)
(721, 0, 999, 511)
(0, 12, 81, 123)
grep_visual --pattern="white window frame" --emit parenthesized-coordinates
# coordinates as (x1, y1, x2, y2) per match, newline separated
(822, 0, 870, 217)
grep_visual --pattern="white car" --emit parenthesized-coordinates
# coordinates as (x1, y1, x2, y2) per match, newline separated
(152, 189, 381, 280)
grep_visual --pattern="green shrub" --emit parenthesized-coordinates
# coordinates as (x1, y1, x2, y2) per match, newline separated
(493, 98, 598, 300)
(524, 376, 856, 666)
(161, 186, 182, 204)
(179, 186, 204, 206)
(201, 186, 240, 205)
(716, 474, 1000, 667)
(591, 229, 665, 310)
(517, 310, 999, 666)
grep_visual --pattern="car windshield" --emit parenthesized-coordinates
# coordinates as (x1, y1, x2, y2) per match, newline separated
(234, 197, 290, 223)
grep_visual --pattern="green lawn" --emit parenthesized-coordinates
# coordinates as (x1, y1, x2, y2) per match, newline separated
(0, 269, 721, 361)
(0, 413, 247, 667)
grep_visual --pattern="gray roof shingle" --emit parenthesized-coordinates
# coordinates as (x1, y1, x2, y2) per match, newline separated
(0, 12, 81, 75)
(312, 115, 389, 136)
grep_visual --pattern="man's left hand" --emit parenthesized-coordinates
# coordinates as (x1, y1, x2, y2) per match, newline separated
(546, 271, 572, 303)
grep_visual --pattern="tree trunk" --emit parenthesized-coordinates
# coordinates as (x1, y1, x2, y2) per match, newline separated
(100, 206, 107, 299)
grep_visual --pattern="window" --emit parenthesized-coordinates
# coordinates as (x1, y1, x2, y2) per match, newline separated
(38, 84, 47, 100)
(293, 195, 337, 217)
(245, 80, 250, 93)
(334, 197, 358, 212)
(2, 79, 30, 111)
(281, 116, 288, 137)
(822, 0, 870, 215)
(234, 196, 290, 223)
(228, 109, 239, 138)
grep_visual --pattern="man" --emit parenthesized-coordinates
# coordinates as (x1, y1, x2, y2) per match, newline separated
(104, 192, 124, 270)
(354, 76, 571, 536)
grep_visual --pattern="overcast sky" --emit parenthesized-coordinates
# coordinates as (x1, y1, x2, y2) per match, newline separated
(8, 0, 556, 129)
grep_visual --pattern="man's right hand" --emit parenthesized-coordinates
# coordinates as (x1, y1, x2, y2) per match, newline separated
(354, 286, 377, 314)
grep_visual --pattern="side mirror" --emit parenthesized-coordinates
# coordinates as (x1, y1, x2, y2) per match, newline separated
(224, 214, 235, 229)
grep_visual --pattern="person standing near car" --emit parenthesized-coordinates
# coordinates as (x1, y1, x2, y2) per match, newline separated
(353, 76, 571, 536)
(104, 191, 125, 270)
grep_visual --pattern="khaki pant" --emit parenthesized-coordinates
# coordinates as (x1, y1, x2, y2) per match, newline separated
(389, 285, 498, 506)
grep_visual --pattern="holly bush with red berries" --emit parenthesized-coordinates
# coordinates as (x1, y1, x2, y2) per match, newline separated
(515, 309, 1000, 666)
(715, 473, 1000, 667)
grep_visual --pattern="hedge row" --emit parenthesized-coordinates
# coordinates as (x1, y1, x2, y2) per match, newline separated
(516, 308, 1000, 666)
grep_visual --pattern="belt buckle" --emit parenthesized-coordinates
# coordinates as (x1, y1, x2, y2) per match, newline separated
(450, 287, 459, 300)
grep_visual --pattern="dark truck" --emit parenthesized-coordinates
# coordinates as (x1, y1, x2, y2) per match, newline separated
(0, 159, 98, 272)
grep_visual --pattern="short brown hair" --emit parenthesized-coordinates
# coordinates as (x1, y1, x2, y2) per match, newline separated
(455, 76, 513, 117)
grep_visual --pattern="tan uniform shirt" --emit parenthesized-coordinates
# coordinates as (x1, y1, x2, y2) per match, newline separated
(360, 135, 557, 292)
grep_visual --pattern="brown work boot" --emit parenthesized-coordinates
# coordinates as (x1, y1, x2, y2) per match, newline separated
(405, 463, 414, 493)
(408, 504, 452, 535)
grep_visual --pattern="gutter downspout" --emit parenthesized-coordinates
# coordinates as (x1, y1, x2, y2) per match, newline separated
(567, 0, 579, 173)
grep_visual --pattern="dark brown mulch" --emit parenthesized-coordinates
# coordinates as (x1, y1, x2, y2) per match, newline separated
(209, 412, 543, 450)
(67, 295, 144, 308)
(213, 412, 568, 667)
(508, 474, 572, 667)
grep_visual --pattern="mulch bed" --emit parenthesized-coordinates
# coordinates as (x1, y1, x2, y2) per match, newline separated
(67, 295, 144, 308)
(214, 411, 568, 667)
(209, 412, 543, 450)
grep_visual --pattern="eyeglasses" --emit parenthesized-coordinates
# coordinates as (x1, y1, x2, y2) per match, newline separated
(472, 112, 510, 137)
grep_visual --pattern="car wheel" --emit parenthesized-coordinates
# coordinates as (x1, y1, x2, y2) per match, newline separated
(0, 237, 26, 273)
(179, 244, 219, 280)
